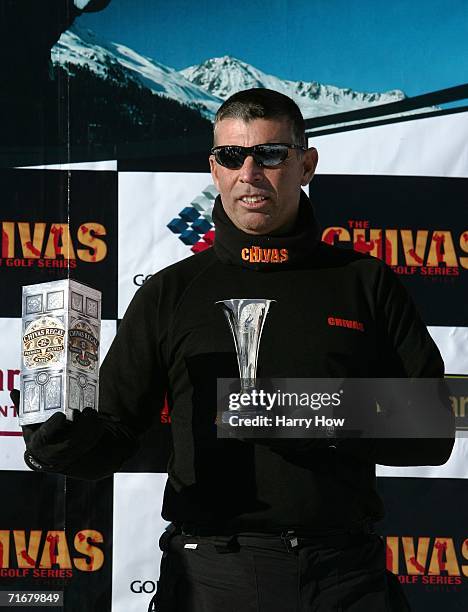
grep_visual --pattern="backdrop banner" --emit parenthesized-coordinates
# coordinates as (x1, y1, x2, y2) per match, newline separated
(0, 169, 119, 320)
(310, 174, 468, 327)
(1, 4, 467, 610)
(111, 473, 168, 612)
(0, 472, 113, 612)
(378, 477, 468, 610)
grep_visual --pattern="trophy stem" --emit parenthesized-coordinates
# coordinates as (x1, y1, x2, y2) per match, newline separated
(216, 299, 275, 410)
(240, 377, 256, 394)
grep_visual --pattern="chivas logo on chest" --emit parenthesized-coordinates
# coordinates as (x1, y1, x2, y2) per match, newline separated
(241, 246, 289, 264)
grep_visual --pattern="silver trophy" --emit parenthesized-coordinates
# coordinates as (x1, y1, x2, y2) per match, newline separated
(216, 299, 274, 419)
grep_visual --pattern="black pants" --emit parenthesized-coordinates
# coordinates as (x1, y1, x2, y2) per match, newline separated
(152, 526, 410, 612)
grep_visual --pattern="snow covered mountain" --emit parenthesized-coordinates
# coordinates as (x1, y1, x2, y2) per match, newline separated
(180, 56, 407, 119)
(51, 25, 222, 118)
(52, 27, 408, 123)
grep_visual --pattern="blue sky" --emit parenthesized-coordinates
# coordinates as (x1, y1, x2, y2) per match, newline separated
(78, 0, 468, 97)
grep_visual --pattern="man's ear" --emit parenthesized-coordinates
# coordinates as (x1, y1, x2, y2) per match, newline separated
(209, 155, 220, 191)
(301, 147, 319, 186)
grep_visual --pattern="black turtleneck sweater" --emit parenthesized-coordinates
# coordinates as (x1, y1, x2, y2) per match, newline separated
(63, 192, 453, 531)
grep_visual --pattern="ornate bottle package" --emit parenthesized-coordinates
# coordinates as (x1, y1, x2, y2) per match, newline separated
(20, 280, 101, 425)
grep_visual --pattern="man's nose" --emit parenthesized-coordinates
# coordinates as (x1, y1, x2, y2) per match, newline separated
(239, 155, 263, 183)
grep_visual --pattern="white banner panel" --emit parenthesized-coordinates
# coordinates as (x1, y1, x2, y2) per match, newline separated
(311, 110, 468, 178)
(377, 436, 468, 479)
(111, 473, 169, 612)
(428, 326, 468, 376)
(0, 318, 116, 471)
(118, 172, 214, 318)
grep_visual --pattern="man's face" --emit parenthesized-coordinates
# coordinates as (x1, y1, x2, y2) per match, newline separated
(209, 117, 318, 235)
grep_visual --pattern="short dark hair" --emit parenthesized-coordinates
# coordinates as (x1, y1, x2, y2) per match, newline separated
(214, 88, 306, 147)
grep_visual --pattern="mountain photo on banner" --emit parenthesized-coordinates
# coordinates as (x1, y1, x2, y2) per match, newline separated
(2, 0, 466, 164)
(48, 25, 406, 154)
(42, 25, 405, 159)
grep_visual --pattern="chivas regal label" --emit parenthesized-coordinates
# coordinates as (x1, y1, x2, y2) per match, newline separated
(68, 319, 100, 372)
(22, 316, 65, 368)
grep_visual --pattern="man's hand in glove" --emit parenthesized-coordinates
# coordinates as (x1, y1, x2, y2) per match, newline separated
(10, 389, 104, 473)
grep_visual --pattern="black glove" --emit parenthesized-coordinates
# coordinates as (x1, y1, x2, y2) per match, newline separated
(11, 389, 105, 473)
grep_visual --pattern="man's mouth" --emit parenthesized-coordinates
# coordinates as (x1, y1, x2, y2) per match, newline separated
(239, 195, 269, 207)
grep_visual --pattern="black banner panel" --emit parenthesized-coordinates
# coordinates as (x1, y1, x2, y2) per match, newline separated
(378, 477, 468, 611)
(0, 169, 118, 320)
(0, 472, 113, 612)
(310, 175, 468, 327)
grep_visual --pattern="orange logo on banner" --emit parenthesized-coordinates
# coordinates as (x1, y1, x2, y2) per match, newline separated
(385, 536, 468, 586)
(0, 222, 107, 269)
(0, 529, 104, 578)
(322, 222, 468, 277)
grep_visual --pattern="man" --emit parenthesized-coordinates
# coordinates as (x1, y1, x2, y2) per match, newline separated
(15, 88, 454, 611)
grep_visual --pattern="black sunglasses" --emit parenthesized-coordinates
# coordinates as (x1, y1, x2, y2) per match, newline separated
(211, 143, 306, 169)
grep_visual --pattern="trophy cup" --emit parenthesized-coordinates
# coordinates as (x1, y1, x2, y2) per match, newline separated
(216, 299, 274, 422)
(20, 279, 101, 426)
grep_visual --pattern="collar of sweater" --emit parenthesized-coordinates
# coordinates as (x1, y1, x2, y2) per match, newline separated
(212, 190, 320, 271)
